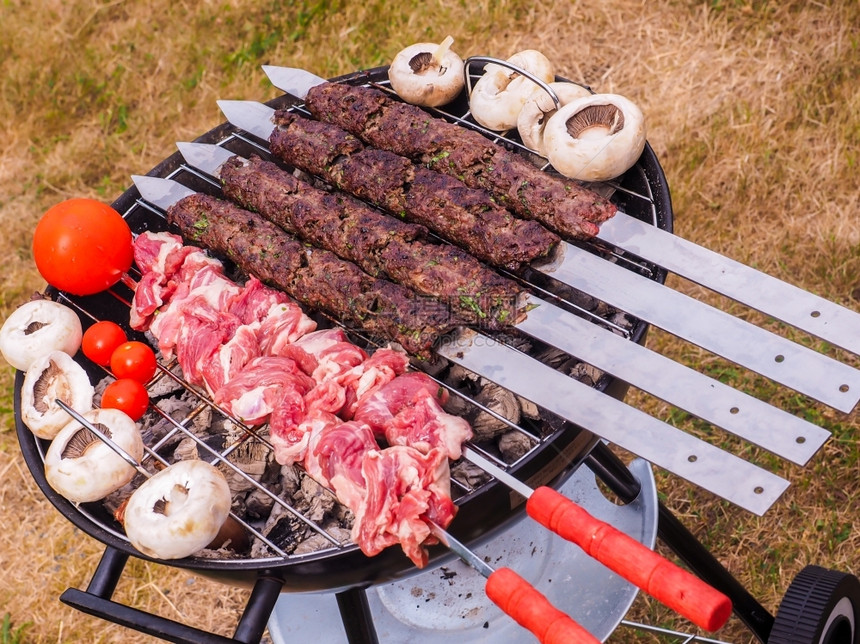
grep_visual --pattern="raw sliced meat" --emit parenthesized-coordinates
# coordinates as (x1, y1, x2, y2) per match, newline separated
(353, 371, 472, 459)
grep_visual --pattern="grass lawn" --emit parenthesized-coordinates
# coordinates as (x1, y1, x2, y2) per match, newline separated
(0, 1, 858, 642)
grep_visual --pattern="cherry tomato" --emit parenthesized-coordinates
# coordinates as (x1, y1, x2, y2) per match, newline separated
(101, 378, 149, 421)
(82, 321, 128, 366)
(32, 198, 134, 296)
(110, 341, 157, 383)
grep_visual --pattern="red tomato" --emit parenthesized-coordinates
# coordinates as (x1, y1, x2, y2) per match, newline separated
(110, 341, 157, 383)
(32, 198, 133, 296)
(82, 321, 128, 366)
(101, 378, 149, 421)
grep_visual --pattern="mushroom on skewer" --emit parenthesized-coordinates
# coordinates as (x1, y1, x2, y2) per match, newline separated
(45, 408, 144, 503)
(122, 459, 232, 560)
(388, 36, 465, 107)
(21, 350, 94, 439)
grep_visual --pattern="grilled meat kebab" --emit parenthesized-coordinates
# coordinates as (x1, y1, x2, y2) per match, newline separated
(267, 111, 560, 271)
(218, 155, 521, 328)
(167, 192, 459, 356)
(303, 81, 617, 238)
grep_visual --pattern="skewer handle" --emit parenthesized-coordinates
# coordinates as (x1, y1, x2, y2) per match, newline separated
(527, 486, 732, 632)
(485, 567, 600, 644)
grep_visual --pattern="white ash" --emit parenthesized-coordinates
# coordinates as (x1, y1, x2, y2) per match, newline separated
(292, 526, 352, 556)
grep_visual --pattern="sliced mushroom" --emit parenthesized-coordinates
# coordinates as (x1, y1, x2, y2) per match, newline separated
(0, 298, 82, 371)
(21, 350, 94, 439)
(123, 459, 232, 560)
(543, 93, 646, 182)
(469, 49, 555, 131)
(517, 82, 592, 155)
(388, 36, 465, 107)
(44, 408, 144, 503)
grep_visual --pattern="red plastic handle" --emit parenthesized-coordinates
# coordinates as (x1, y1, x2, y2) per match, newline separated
(485, 567, 600, 644)
(526, 486, 732, 632)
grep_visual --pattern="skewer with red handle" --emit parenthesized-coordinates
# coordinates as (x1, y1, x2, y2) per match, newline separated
(427, 521, 600, 644)
(462, 446, 733, 632)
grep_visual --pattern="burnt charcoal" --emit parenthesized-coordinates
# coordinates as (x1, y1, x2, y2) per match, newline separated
(533, 346, 580, 374)
(450, 459, 491, 489)
(172, 438, 200, 462)
(292, 525, 352, 556)
(498, 431, 535, 463)
(243, 487, 276, 520)
(298, 474, 338, 523)
(252, 502, 308, 556)
(569, 362, 604, 388)
(279, 464, 302, 498)
(218, 440, 272, 494)
(467, 380, 522, 443)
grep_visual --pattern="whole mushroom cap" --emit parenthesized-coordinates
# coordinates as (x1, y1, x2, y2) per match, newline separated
(0, 299, 82, 371)
(45, 408, 144, 503)
(21, 350, 94, 439)
(388, 37, 465, 107)
(517, 82, 593, 155)
(543, 93, 646, 183)
(123, 459, 232, 560)
(469, 49, 555, 131)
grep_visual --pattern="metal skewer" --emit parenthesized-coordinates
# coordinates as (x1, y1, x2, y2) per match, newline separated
(426, 520, 602, 644)
(130, 173, 790, 516)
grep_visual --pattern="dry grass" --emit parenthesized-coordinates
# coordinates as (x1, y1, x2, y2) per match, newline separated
(1, 0, 858, 642)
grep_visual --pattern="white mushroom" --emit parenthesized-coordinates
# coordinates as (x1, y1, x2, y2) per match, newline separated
(44, 408, 144, 503)
(469, 49, 555, 131)
(0, 298, 82, 371)
(388, 36, 465, 107)
(123, 459, 232, 560)
(21, 350, 94, 439)
(517, 82, 592, 155)
(543, 93, 646, 182)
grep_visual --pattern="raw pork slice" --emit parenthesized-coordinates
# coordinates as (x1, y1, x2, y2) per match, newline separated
(214, 356, 315, 426)
(353, 371, 472, 459)
(304, 417, 456, 568)
(353, 445, 455, 568)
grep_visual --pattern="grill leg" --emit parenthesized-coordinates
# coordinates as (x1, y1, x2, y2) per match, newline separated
(586, 441, 774, 642)
(335, 587, 379, 644)
(233, 576, 284, 643)
(656, 506, 774, 642)
(61, 545, 286, 643)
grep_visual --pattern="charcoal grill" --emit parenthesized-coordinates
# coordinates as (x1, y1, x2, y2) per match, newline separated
(12, 64, 860, 643)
